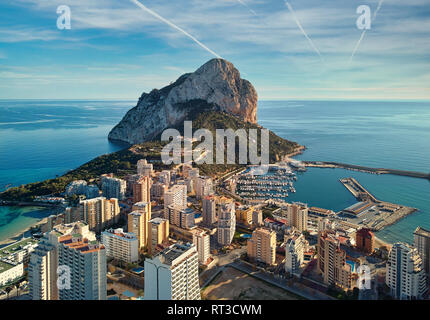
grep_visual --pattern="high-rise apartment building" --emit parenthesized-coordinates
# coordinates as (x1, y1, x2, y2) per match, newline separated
(284, 232, 307, 274)
(192, 228, 211, 265)
(217, 202, 236, 246)
(247, 228, 276, 265)
(144, 243, 201, 300)
(137, 159, 153, 177)
(386, 242, 427, 299)
(195, 176, 213, 199)
(165, 205, 195, 229)
(414, 226, 430, 275)
(78, 197, 120, 232)
(128, 205, 151, 250)
(236, 205, 254, 227)
(58, 234, 106, 300)
(148, 217, 170, 255)
(101, 176, 127, 200)
(151, 181, 168, 199)
(356, 228, 375, 254)
(317, 231, 352, 290)
(164, 184, 187, 214)
(28, 240, 58, 300)
(283, 202, 308, 232)
(29, 222, 106, 300)
(133, 176, 151, 204)
(202, 195, 217, 226)
(101, 228, 139, 263)
(159, 170, 171, 186)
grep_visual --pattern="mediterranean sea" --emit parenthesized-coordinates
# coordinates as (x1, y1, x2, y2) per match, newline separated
(0, 99, 429, 244)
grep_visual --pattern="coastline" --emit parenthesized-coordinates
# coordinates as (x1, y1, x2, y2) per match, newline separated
(0, 217, 46, 247)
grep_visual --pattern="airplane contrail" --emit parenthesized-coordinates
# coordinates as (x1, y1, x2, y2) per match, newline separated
(129, 0, 222, 59)
(285, 1, 323, 61)
(236, 0, 257, 16)
(350, 0, 384, 63)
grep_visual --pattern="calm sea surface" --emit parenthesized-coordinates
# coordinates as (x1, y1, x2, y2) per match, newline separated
(0, 100, 429, 243)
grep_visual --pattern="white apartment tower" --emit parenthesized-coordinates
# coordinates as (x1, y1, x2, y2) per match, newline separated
(192, 229, 211, 265)
(284, 232, 307, 274)
(144, 243, 201, 300)
(217, 202, 236, 246)
(386, 242, 427, 300)
(101, 176, 127, 200)
(101, 228, 139, 263)
(164, 185, 187, 211)
(137, 159, 153, 177)
(414, 226, 430, 275)
(28, 240, 58, 300)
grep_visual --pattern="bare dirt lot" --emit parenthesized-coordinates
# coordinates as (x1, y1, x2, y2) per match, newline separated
(201, 267, 299, 300)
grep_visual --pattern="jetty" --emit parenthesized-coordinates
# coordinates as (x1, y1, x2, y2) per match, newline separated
(337, 177, 417, 231)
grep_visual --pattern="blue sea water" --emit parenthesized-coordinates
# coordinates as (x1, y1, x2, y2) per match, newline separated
(258, 100, 430, 244)
(0, 99, 429, 244)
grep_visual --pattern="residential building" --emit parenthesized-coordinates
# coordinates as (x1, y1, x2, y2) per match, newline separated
(148, 218, 170, 255)
(165, 206, 195, 229)
(133, 176, 151, 203)
(192, 228, 211, 265)
(28, 240, 58, 300)
(159, 170, 171, 186)
(247, 228, 276, 265)
(78, 197, 120, 233)
(236, 205, 254, 227)
(414, 226, 430, 275)
(164, 184, 187, 213)
(101, 228, 138, 263)
(101, 175, 127, 200)
(137, 159, 153, 177)
(317, 231, 352, 290)
(252, 210, 263, 227)
(58, 233, 106, 300)
(386, 242, 427, 299)
(283, 202, 308, 232)
(144, 243, 200, 300)
(217, 202, 236, 246)
(0, 260, 24, 287)
(151, 181, 168, 199)
(356, 228, 375, 254)
(285, 232, 307, 274)
(195, 176, 213, 199)
(128, 205, 151, 250)
(202, 195, 217, 226)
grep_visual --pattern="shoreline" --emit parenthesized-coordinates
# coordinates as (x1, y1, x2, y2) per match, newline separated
(0, 217, 48, 247)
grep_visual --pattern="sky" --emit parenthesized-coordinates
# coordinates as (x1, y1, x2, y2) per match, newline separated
(0, 0, 429, 100)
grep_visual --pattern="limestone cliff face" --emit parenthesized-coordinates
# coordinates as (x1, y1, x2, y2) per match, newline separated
(108, 58, 257, 145)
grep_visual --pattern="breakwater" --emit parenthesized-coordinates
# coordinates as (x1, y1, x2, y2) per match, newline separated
(303, 161, 430, 180)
